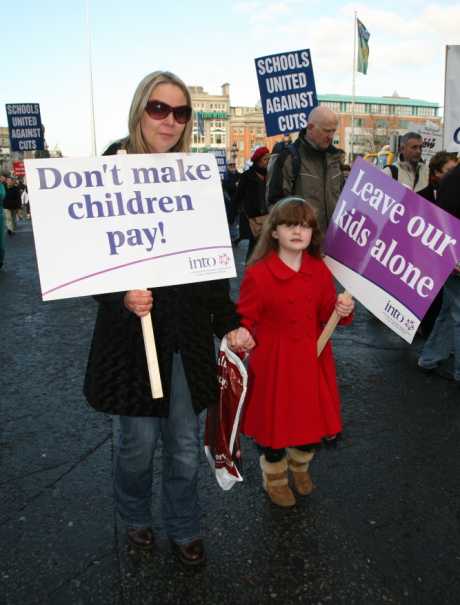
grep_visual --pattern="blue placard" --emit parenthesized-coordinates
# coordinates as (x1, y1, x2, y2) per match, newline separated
(209, 148, 227, 179)
(6, 103, 45, 152)
(254, 49, 318, 137)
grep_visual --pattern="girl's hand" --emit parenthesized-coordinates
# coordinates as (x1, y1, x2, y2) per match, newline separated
(226, 327, 256, 353)
(335, 293, 354, 318)
(124, 289, 153, 317)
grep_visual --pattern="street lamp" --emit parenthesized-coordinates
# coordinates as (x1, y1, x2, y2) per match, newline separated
(231, 142, 238, 167)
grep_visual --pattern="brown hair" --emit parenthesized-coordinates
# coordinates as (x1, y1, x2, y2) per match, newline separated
(248, 197, 322, 265)
(113, 71, 193, 154)
(428, 151, 457, 176)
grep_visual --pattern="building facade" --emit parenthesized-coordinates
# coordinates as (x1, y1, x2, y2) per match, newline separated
(189, 83, 285, 169)
(189, 86, 441, 169)
(228, 105, 283, 170)
(319, 93, 441, 161)
(189, 84, 231, 153)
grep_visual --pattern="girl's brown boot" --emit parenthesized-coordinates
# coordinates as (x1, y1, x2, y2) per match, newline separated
(260, 455, 296, 507)
(287, 448, 316, 495)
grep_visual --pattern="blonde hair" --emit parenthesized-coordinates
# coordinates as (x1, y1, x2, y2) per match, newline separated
(122, 71, 193, 154)
(248, 197, 322, 265)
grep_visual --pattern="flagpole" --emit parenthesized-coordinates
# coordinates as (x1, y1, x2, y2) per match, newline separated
(86, 0, 97, 157)
(351, 11, 357, 163)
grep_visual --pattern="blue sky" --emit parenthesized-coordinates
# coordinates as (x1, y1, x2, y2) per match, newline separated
(3, 0, 459, 156)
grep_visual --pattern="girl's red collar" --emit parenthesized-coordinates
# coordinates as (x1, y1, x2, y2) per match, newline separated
(263, 250, 314, 280)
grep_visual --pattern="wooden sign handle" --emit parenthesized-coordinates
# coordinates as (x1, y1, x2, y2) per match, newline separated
(317, 291, 351, 357)
(141, 313, 164, 399)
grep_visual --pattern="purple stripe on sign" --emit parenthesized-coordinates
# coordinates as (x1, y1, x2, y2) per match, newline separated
(43, 245, 233, 296)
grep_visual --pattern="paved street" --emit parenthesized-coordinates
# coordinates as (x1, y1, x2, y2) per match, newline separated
(1, 222, 460, 605)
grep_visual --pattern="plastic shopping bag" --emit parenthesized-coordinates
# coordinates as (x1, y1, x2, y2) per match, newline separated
(204, 336, 248, 490)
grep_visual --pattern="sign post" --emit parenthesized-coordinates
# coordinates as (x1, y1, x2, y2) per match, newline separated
(254, 49, 318, 137)
(5, 103, 44, 152)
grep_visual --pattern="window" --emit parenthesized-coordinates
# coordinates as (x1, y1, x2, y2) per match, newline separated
(417, 107, 435, 117)
(376, 119, 388, 128)
(394, 105, 410, 116)
(321, 101, 340, 112)
(370, 104, 380, 113)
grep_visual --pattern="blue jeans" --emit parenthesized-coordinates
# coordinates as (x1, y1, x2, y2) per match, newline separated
(418, 275, 460, 381)
(114, 353, 201, 544)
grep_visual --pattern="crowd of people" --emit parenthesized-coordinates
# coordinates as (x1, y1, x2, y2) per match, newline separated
(0, 175, 29, 269)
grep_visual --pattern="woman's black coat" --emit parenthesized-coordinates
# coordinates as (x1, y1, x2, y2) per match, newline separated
(84, 280, 240, 417)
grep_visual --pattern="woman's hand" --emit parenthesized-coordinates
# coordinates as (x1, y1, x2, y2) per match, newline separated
(124, 289, 153, 317)
(226, 327, 255, 353)
(335, 293, 354, 318)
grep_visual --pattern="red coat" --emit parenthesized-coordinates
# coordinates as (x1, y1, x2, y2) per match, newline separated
(237, 251, 352, 449)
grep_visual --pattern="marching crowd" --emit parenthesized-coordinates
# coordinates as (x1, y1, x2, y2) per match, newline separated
(2, 71, 459, 569)
(0, 175, 29, 269)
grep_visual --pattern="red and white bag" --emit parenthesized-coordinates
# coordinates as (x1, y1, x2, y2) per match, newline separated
(204, 336, 248, 490)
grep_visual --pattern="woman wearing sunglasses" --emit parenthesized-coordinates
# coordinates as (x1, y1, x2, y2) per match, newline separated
(84, 71, 254, 566)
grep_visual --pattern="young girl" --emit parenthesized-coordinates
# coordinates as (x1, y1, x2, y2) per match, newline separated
(237, 197, 354, 508)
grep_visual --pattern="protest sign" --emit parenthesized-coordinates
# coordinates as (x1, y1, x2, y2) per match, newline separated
(443, 45, 460, 152)
(12, 160, 25, 177)
(408, 121, 442, 162)
(254, 49, 318, 137)
(25, 153, 236, 302)
(209, 148, 227, 179)
(6, 103, 44, 152)
(324, 157, 460, 343)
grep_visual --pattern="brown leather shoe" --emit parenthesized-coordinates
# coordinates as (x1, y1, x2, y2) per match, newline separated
(171, 538, 206, 567)
(127, 527, 154, 550)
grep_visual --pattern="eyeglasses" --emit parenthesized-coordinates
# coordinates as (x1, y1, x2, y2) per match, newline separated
(145, 100, 192, 124)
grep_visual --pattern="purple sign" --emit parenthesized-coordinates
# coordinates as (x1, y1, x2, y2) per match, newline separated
(324, 158, 460, 339)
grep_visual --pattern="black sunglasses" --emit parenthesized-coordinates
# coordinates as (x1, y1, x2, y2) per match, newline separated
(145, 100, 192, 124)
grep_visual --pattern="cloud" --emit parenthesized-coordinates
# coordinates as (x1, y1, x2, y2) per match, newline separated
(232, 2, 457, 103)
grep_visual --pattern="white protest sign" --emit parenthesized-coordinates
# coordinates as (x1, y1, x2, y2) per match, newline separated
(25, 153, 236, 301)
(408, 121, 442, 162)
(443, 45, 460, 152)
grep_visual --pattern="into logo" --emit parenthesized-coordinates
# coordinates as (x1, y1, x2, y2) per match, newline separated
(383, 300, 416, 332)
(188, 252, 232, 272)
(188, 255, 217, 271)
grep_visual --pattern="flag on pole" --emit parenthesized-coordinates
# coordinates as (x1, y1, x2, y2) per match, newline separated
(357, 18, 370, 75)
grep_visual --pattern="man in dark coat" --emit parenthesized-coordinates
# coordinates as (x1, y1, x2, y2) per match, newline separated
(268, 106, 343, 233)
(3, 177, 22, 235)
(234, 146, 270, 259)
(417, 152, 457, 336)
(222, 161, 240, 241)
(418, 162, 460, 384)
